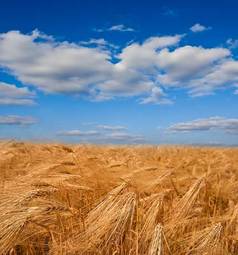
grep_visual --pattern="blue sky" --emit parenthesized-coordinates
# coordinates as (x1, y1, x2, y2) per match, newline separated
(0, 0, 238, 145)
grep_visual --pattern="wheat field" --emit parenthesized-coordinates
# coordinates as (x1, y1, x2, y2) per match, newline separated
(0, 141, 238, 254)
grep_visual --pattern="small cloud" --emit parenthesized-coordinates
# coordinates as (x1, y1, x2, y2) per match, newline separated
(0, 98, 35, 106)
(0, 82, 36, 106)
(81, 38, 108, 46)
(80, 38, 118, 50)
(105, 132, 145, 143)
(94, 24, 135, 33)
(58, 130, 99, 137)
(226, 38, 238, 49)
(140, 87, 173, 105)
(96, 125, 127, 131)
(109, 24, 135, 32)
(0, 115, 37, 125)
(167, 117, 238, 134)
(190, 23, 211, 33)
(57, 126, 145, 144)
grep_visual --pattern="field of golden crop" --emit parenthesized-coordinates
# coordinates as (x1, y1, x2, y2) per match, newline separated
(0, 141, 238, 254)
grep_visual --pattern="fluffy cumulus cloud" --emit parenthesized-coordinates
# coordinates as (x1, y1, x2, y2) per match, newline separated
(188, 60, 238, 96)
(168, 117, 238, 134)
(0, 115, 37, 125)
(117, 35, 183, 71)
(0, 82, 35, 105)
(0, 29, 237, 104)
(157, 46, 231, 96)
(0, 30, 113, 95)
(190, 23, 211, 33)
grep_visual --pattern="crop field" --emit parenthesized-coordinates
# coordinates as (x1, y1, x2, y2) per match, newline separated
(0, 141, 238, 254)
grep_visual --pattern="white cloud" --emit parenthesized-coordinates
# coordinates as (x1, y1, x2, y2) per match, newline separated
(157, 46, 229, 83)
(116, 37, 233, 98)
(58, 129, 145, 144)
(156, 46, 231, 96)
(81, 38, 108, 46)
(0, 98, 34, 105)
(0, 30, 153, 101)
(58, 130, 99, 136)
(117, 35, 183, 71)
(168, 117, 238, 134)
(82, 35, 183, 102)
(80, 38, 118, 50)
(140, 87, 173, 105)
(188, 60, 238, 96)
(108, 24, 135, 32)
(0, 82, 35, 105)
(190, 23, 211, 33)
(0, 115, 37, 125)
(58, 124, 145, 143)
(105, 132, 145, 143)
(94, 24, 135, 33)
(0, 30, 113, 94)
(0, 30, 237, 104)
(226, 38, 238, 49)
(96, 125, 127, 131)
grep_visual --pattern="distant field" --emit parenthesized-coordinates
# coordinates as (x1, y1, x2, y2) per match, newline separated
(0, 141, 238, 254)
